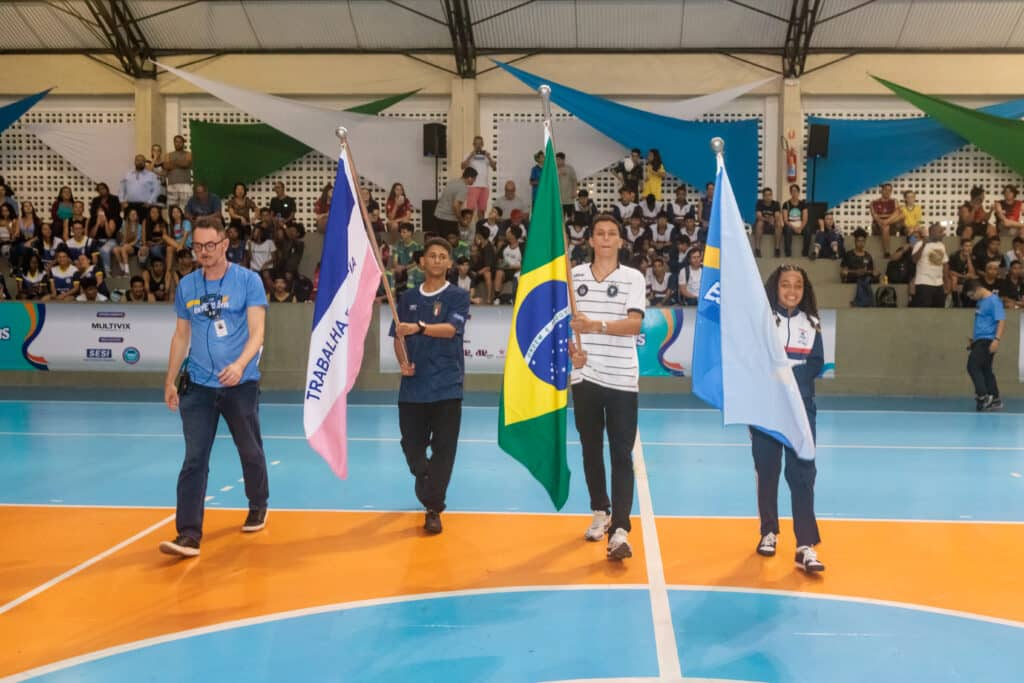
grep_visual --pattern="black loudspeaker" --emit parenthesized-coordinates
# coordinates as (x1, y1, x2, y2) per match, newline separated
(421, 200, 439, 230)
(423, 123, 447, 158)
(807, 202, 829, 229)
(807, 123, 830, 159)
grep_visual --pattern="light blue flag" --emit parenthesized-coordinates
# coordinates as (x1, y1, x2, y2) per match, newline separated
(691, 143, 816, 460)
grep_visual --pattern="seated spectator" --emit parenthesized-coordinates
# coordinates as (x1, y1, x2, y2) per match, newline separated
(225, 224, 246, 265)
(165, 205, 193, 262)
(46, 249, 76, 300)
(949, 237, 977, 307)
(977, 259, 1004, 305)
(113, 208, 142, 276)
(91, 207, 120, 275)
(673, 247, 703, 305)
(968, 185, 991, 231)
(870, 182, 900, 258)
(269, 272, 297, 303)
(89, 182, 121, 235)
(446, 231, 470, 264)
(15, 254, 49, 300)
(752, 187, 782, 258)
(65, 219, 96, 264)
(668, 185, 695, 230)
(999, 260, 1024, 309)
(646, 257, 672, 306)
(972, 235, 1004, 276)
(887, 241, 916, 288)
(470, 227, 495, 302)
(493, 181, 530, 220)
(143, 257, 171, 302)
(33, 222, 63, 270)
(392, 222, 421, 286)
(1005, 235, 1024, 270)
(0, 203, 14, 258)
(781, 184, 809, 258)
(124, 275, 154, 303)
(385, 182, 413, 235)
(994, 184, 1024, 235)
(502, 209, 529, 244)
(624, 213, 650, 254)
(50, 186, 75, 236)
(141, 218, 168, 266)
(668, 234, 692, 277)
(246, 224, 275, 286)
(477, 206, 503, 243)
(75, 275, 107, 302)
(569, 241, 592, 266)
(449, 256, 481, 304)
(169, 249, 196, 300)
(269, 181, 297, 223)
(405, 250, 426, 291)
(574, 189, 597, 224)
(610, 186, 638, 226)
(811, 210, 845, 261)
(839, 229, 879, 284)
(72, 252, 106, 297)
(226, 183, 257, 236)
(70, 200, 88, 235)
(493, 227, 523, 304)
(910, 223, 949, 308)
(529, 150, 545, 201)
(614, 148, 644, 195)
(12, 201, 41, 269)
(456, 208, 476, 244)
(650, 213, 674, 255)
(677, 215, 700, 247)
(184, 182, 223, 226)
(897, 190, 924, 237)
(639, 193, 662, 223)
(567, 212, 590, 248)
(697, 182, 715, 230)
(273, 223, 304, 284)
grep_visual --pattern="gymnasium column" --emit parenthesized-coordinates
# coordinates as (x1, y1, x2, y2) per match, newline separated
(779, 78, 803, 193)
(133, 78, 165, 156)
(447, 78, 478, 179)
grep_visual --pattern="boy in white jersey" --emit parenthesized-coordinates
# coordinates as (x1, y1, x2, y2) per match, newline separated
(568, 214, 645, 560)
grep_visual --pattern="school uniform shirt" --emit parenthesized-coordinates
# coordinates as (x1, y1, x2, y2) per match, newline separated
(394, 239, 421, 267)
(390, 282, 470, 403)
(669, 200, 695, 224)
(76, 292, 109, 302)
(646, 270, 672, 301)
(174, 263, 268, 388)
(912, 240, 948, 287)
(248, 239, 275, 271)
(477, 220, 501, 243)
(611, 201, 639, 224)
(226, 241, 247, 265)
(16, 270, 48, 298)
(973, 293, 1005, 340)
(571, 263, 647, 392)
(773, 306, 824, 398)
(567, 223, 588, 244)
(501, 244, 523, 271)
(682, 265, 702, 299)
(35, 237, 63, 266)
(65, 236, 94, 261)
(625, 227, 649, 250)
(650, 226, 674, 251)
(638, 201, 661, 222)
(50, 264, 77, 294)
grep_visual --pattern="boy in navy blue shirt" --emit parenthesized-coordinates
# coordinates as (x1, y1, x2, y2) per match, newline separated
(390, 238, 470, 534)
(966, 279, 1006, 412)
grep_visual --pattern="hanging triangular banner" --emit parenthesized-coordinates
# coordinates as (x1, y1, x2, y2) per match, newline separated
(27, 123, 135, 192)
(191, 90, 419, 197)
(0, 89, 51, 135)
(874, 75, 1024, 177)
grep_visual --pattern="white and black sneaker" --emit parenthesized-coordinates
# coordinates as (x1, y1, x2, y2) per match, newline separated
(606, 528, 632, 560)
(757, 532, 778, 557)
(159, 535, 200, 558)
(795, 545, 825, 573)
(584, 510, 611, 542)
(989, 397, 1004, 411)
(241, 508, 268, 532)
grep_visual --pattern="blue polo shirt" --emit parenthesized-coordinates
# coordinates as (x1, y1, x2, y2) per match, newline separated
(174, 263, 268, 387)
(973, 292, 1005, 341)
(390, 282, 470, 403)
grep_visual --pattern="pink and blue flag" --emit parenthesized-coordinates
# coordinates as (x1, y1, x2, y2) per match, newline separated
(303, 149, 382, 478)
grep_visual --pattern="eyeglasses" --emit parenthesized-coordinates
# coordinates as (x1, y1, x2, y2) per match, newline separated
(192, 238, 226, 253)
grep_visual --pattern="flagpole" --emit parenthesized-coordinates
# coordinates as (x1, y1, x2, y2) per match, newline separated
(538, 84, 583, 355)
(335, 126, 409, 367)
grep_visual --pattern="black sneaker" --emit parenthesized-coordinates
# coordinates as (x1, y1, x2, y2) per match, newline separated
(795, 545, 825, 573)
(241, 508, 268, 532)
(989, 397, 1004, 411)
(424, 509, 442, 534)
(159, 535, 200, 558)
(980, 395, 995, 413)
(756, 532, 777, 557)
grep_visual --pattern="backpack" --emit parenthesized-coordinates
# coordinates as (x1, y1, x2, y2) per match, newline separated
(885, 254, 913, 284)
(851, 276, 874, 307)
(875, 285, 898, 308)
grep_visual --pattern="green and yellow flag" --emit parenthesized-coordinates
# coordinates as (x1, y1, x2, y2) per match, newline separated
(497, 126, 572, 509)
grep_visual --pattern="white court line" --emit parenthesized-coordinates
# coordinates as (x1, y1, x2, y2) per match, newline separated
(5, 584, 648, 682)
(0, 512, 175, 617)
(5, 431, 1024, 452)
(632, 428, 682, 679)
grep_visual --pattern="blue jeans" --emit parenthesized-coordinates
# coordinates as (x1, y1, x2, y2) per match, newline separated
(176, 381, 268, 541)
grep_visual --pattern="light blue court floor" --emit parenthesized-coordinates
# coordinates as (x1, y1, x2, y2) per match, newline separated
(0, 392, 1022, 682)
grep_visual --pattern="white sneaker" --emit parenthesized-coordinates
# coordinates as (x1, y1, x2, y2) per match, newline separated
(757, 532, 777, 557)
(795, 545, 825, 573)
(606, 528, 632, 560)
(584, 510, 610, 541)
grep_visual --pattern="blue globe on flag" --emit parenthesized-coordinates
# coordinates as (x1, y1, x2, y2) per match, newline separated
(514, 281, 571, 391)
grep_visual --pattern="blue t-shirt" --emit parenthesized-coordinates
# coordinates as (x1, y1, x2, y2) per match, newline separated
(389, 282, 470, 403)
(973, 292, 1005, 340)
(530, 165, 542, 201)
(174, 263, 268, 388)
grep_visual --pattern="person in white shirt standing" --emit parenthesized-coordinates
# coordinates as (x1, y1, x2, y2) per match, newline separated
(461, 135, 496, 216)
(911, 222, 950, 308)
(568, 214, 646, 561)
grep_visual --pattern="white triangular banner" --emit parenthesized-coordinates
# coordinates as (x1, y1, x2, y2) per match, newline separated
(155, 61, 438, 205)
(27, 123, 136, 194)
(496, 76, 775, 195)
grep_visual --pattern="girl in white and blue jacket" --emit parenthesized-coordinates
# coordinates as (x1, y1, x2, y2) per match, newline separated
(752, 264, 826, 573)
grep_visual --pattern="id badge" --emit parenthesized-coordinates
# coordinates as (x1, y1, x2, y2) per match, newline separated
(214, 319, 229, 338)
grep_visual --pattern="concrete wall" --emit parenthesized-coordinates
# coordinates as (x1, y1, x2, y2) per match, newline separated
(2, 305, 1019, 398)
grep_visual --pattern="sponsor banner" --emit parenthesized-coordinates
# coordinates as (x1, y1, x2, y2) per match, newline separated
(379, 306, 837, 378)
(0, 302, 174, 372)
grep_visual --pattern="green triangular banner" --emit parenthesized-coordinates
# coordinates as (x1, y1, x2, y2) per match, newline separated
(874, 75, 1024, 177)
(191, 90, 419, 196)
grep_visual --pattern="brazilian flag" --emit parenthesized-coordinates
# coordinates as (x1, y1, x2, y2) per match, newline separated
(497, 127, 572, 509)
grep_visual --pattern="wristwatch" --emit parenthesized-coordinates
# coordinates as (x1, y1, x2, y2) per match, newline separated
(417, 320, 427, 334)
(600, 320, 608, 334)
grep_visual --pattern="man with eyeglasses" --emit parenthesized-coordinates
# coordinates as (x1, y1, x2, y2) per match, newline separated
(159, 218, 270, 558)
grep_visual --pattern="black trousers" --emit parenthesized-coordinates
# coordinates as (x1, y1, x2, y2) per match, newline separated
(783, 225, 813, 257)
(398, 399, 462, 512)
(750, 400, 820, 548)
(967, 340, 999, 398)
(912, 284, 946, 308)
(572, 380, 638, 534)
